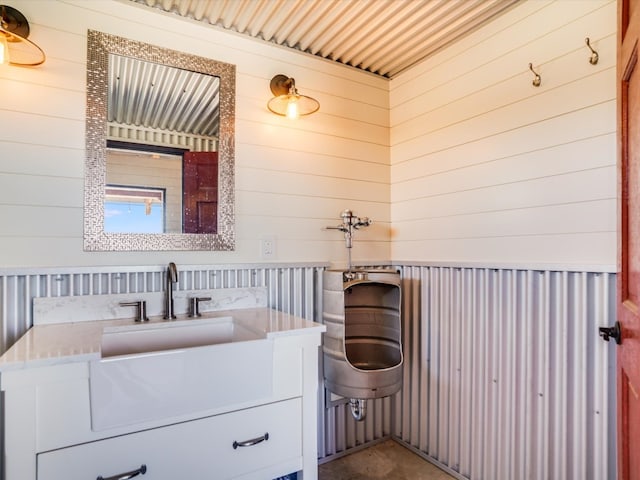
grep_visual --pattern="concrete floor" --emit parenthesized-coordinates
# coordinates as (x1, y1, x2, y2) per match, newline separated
(318, 440, 456, 480)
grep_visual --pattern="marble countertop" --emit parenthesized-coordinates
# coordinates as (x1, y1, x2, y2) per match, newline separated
(0, 308, 325, 371)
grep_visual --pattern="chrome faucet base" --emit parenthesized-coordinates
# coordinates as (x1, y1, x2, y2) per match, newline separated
(188, 297, 212, 317)
(120, 300, 149, 322)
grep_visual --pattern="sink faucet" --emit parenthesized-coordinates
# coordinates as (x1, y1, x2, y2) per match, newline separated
(164, 262, 178, 319)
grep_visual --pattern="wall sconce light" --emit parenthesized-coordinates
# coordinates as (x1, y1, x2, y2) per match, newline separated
(0, 5, 45, 66)
(267, 74, 319, 119)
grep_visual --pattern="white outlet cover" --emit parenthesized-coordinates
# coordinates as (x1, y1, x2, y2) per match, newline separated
(260, 235, 276, 259)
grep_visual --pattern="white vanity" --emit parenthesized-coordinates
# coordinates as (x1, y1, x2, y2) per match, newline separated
(0, 288, 325, 480)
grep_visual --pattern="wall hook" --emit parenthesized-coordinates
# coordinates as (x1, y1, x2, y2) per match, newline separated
(585, 37, 599, 65)
(529, 63, 541, 87)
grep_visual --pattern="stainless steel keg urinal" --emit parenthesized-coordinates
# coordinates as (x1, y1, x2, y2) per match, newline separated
(322, 269, 403, 421)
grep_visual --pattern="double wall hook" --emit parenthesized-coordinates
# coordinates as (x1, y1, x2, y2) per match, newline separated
(585, 37, 599, 65)
(529, 63, 541, 87)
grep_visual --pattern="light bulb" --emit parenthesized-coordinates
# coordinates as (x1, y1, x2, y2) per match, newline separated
(286, 97, 299, 119)
(0, 35, 9, 65)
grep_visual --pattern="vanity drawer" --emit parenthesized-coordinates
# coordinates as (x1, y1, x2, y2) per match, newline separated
(37, 398, 302, 480)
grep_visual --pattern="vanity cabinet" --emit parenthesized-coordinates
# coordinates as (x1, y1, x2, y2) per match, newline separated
(0, 309, 325, 480)
(38, 398, 302, 480)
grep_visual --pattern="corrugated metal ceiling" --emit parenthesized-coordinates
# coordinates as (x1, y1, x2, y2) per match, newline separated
(108, 54, 220, 136)
(129, 0, 519, 78)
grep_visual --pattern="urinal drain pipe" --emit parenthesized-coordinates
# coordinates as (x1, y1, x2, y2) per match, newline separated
(349, 398, 367, 421)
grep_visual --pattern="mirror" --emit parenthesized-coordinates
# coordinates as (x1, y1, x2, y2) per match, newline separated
(85, 30, 235, 251)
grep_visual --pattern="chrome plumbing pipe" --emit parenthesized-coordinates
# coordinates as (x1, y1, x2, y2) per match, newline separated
(349, 398, 367, 422)
(325, 209, 372, 271)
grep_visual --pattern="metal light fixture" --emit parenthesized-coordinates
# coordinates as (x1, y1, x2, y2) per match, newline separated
(267, 74, 319, 119)
(0, 5, 45, 66)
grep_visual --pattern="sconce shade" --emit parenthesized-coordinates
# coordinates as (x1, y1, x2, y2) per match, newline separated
(0, 5, 45, 66)
(267, 74, 319, 119)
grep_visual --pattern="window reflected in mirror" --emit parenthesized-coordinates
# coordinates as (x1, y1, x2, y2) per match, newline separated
(105, 185, 165, 234)
(105, 143, 219, 234)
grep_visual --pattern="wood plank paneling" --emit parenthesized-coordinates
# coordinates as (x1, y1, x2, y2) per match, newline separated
(236, 144, 389, 183)
(392, 101, 615, 182)
(391, 168, 616, 229)
(392, 64, 615, 149)
(0, 174, 82, 207)
(0, 0, 389, 267)
(393, 233, 615, 267)
(236, 192, 390, 224)
(390, 0, 616, 267)
(391, 1, 613, 107)
(0, 143, 83, 178)
(0, 206, 81, 237)
(392, 132, 614, 187)
(237, 168, 388, 203)
(237, 118, 388, 165)
(0, 0, 616, 270)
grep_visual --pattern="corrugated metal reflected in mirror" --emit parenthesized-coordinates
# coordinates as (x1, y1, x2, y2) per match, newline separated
(108, 54, 221, 137)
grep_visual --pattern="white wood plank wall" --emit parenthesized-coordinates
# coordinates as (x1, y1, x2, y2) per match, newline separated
(0, 0, 390, 268)
(390, 0, 616, 268)
(0, 0, 616, 269)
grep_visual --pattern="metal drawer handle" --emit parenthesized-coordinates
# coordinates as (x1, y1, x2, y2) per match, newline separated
(233, 432, 269, 449)
(97, 464, 147, 480)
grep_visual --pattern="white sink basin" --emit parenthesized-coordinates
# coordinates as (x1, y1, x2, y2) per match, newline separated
(90, 317, 273, 431)
(100, 316, 262, 357)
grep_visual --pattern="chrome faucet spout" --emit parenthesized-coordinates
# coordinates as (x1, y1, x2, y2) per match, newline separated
(168, 262, 178, 283)
(164, 262, 178, 319)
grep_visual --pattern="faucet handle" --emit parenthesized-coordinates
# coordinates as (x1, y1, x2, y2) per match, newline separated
(189, 297, 212, 317)
(119, 300, 149, 322)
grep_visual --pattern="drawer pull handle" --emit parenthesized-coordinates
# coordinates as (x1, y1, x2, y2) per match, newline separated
(233, 432, 269, 449)
(97, 464, 147, 480)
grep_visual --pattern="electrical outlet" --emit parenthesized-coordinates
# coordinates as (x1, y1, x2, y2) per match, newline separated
(260, 236, 276, 259)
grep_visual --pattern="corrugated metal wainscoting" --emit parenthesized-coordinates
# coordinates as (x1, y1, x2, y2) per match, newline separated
(0, 264, 617, 479)
(0, 264, 324, 356)
(394, 265, 617, 480)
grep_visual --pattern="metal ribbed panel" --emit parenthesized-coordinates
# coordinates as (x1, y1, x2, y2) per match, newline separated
(394, 265, 616, 480)
(0, 263, 616, 479)
(108, 55, 220, 138)
(107, 124, 218, 151)
(130, 0, 518, 78)
(0, 265, 323, 355)
(321, 395, 393, 455)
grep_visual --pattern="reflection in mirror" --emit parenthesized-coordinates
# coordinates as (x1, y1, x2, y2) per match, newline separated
(85, 30, 235, 251)
(105, 142, 185, 234)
